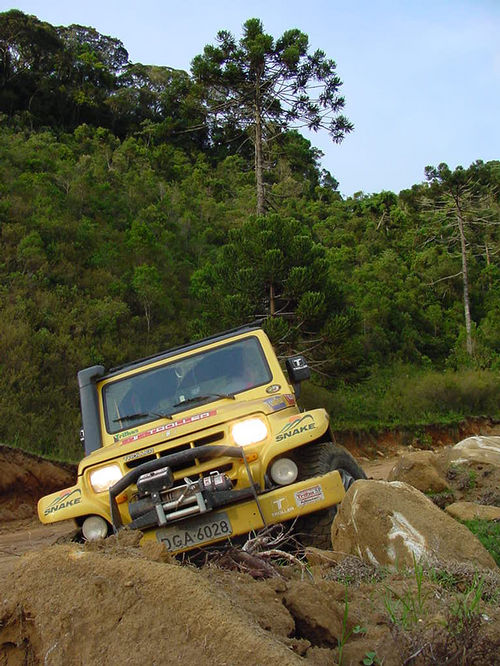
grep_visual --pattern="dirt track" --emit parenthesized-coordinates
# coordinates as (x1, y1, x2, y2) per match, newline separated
(0, 444, 466, 578)
(0, 446, 77, 577)
(2, 416, 496, 573)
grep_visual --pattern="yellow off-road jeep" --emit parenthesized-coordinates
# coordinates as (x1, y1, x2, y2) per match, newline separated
(38, 324, 365, 552)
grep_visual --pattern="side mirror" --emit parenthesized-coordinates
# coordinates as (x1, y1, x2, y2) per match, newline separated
(285, 355, 310, 398)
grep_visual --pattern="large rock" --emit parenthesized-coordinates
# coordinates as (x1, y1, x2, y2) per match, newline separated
(331, 480, 496, 570)
(388, 450, 450, 492)
(444, 436, 500, 467)
(445, 501, 500, 522)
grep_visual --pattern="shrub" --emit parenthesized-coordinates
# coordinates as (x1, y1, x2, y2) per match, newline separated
(301, 366, 500, 430)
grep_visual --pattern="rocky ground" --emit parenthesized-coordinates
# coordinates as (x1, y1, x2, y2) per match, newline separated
(0, 430, 499, 666)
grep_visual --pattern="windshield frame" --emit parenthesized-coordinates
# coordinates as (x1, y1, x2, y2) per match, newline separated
(102, 335, 273, 435)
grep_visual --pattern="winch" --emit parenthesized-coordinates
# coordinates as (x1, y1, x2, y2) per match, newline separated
(127, 467, 250, 530)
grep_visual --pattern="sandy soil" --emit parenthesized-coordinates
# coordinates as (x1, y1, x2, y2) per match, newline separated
(0, 518, 75, 577)
(0, 441, 498, 665)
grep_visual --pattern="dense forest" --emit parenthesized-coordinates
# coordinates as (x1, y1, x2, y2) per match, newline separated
(1, 10, 499, 459)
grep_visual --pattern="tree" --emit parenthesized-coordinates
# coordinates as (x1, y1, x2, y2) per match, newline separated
(132, 264, 164, 336)
(190, 214, 359, 377)
(0, 10, 63, 120)
(112, 64, 207, 146)
(55, 24, 128, 127)
(423, 161, 500, 359)
(191, 18, 352, 215)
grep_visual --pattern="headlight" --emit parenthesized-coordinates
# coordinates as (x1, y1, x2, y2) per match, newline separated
(270, 458, 298, 485)
(231, 418, 268, 447)
(89, 464, 123, 493)
(82, 515, 109, 541)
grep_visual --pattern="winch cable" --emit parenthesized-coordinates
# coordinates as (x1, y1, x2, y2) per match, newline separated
(241, 450, 267, 528)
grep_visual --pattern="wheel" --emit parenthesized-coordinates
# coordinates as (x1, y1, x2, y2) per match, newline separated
(294, 440, 366, 549)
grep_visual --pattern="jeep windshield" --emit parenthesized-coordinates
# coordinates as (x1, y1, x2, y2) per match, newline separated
(103, 336, 272, 434)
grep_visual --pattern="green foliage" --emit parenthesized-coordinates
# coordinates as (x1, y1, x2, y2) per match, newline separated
(384, 556, 429, 630)
(463, 520, 500, 566)
(337, 587, 367, 665)
(0, 11, 499, 458)
(449, 574, 484, 630)
(301, 366, 500, 429)
(189, 213, 358, 370)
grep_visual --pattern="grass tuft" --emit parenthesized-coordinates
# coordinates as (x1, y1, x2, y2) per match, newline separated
(462, 519, 500, 567)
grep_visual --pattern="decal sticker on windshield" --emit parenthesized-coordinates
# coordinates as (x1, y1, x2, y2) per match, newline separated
(275, 414, 316, 442)
(113, 428, 139, 443)
(120, 410, 217, 446)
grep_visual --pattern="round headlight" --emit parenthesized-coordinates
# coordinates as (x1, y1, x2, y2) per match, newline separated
(270, 458, 298, 486)
(231, 418, 268, 447)
(89, 464, 122, 493)
(82, 515, 109, 541)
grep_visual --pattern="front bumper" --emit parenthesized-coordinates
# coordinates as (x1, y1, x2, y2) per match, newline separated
(140, 469, 345, 553)
(39, 441, 346, 554)
(110, 443, 345, 553)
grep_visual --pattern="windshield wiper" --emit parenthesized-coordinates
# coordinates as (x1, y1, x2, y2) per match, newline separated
(173, 393, 235, 408)
(113, 409, 173, 423)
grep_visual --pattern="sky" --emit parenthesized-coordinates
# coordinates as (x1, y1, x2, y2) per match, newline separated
(2, 0, 499, 196)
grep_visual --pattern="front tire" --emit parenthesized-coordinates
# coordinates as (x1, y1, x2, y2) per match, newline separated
(295, 441, 366, 549)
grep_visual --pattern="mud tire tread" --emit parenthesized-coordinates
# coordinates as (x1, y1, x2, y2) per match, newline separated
(295, 441, 366, 549)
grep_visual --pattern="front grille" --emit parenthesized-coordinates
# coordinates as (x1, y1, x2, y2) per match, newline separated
(125, 453, 156, 469)
(123, 430, 232, 478)
(194, 431, 225, 447)
(157, 442, 192, 463)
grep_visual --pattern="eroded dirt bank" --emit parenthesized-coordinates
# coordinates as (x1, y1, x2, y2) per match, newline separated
(2, 530, 499, 665)
(0, 445, 75, 523)
(335, 417, 500, 459)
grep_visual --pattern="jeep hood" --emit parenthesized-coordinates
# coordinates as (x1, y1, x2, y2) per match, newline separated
(78, 394, 296, 474)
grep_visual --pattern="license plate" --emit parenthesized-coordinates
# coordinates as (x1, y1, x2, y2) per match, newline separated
(156, 512, 232, 552)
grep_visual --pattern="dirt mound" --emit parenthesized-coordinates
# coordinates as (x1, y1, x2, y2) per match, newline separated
(335, 417, 500, 459)
(387, 440, 500, 509)
(2, 535, 499, 666)
(0, 445, 76, 523)
(1, 538, 305, 666)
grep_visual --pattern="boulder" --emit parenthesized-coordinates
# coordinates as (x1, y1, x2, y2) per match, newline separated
(445, 501, 500, 522)
(444, 436, 500, 467)
(388, 450, 450, 492)
(330, 480, 496, 570)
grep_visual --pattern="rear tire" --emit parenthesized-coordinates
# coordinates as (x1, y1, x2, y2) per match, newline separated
(295, 441, 366, 549)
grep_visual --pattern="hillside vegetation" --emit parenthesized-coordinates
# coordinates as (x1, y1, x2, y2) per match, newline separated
(1, 10, 499, 459)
